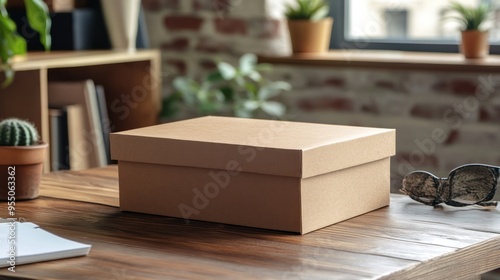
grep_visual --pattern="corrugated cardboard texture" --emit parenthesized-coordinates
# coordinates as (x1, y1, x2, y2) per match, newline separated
(111, 116, 395, 178)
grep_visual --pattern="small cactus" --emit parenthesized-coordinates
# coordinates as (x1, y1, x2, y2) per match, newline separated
(0, 118, 39, 146)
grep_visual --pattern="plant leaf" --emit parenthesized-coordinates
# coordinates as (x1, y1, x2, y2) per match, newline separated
(258, 81, 291, 100)
(247, 70, 261, 82)
(217, 61, 236, 80)
(206, 70, 224, 82)
(447, 1, 491, 30)
(1, 64, 14, 88)
(261, 101, 286, 117)
(173, 77, 196, 94)
(24, 0, 51, 50)
(234, 106, 253, 118)
(242, 100, 260, 111)
(311, 6, 329, 21)
(239, 53, 257, 75)
(286, 0, 329, 20)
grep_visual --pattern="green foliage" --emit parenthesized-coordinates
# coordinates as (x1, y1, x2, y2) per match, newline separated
(0, 118, 39, 146)
(0, 0, 51, 87)
(162, 54, 291, 119)
(285, 0, 330, 21)
(447, 1, 491, 31)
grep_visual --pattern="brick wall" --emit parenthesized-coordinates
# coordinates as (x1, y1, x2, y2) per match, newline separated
(142, 0, 291, 93)
(142, 0, 500, 200)
(269, 66, 500, 198)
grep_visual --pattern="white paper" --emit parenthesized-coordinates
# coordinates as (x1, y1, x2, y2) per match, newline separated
(0, 222, 91, 267)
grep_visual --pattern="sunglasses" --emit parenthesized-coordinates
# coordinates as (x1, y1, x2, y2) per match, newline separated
(401, 164, 498, 207)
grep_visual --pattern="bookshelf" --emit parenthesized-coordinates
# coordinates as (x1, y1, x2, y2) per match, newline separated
(0, 50, 162, 172)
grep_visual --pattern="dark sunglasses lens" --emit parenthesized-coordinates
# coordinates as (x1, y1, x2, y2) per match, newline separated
(402, 172, 439, 202)
(449, 166, 496, 204)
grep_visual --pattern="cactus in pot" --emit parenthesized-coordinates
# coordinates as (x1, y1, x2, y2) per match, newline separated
(0, 118, 48, 200)
(0, 118, 40, 146)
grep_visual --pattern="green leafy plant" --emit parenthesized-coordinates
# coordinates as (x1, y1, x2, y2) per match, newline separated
(0, 118, 39, 146)
(162, 54, 291, 119)
(0, 0, 51, 87)
(285, 0, 330, 21)
(447, 1, 491, 31)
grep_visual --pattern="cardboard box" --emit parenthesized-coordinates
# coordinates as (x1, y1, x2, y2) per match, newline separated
(111, 116, 395, 234)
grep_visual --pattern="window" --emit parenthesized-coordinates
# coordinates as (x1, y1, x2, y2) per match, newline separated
(329, 0, 500, 53)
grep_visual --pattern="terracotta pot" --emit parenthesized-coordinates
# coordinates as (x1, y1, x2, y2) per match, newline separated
(0, 142, 48, 200)
(460, 30, 489, 59)
(287, 17, 333, 53)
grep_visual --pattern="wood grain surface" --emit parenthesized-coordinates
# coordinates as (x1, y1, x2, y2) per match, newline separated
(1, 166, 499, 279)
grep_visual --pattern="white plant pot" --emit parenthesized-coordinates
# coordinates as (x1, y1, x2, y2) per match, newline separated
(101, 0, 141, 52)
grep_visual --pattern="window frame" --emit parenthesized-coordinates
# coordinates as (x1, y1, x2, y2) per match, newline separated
(329, 0, 500, 54)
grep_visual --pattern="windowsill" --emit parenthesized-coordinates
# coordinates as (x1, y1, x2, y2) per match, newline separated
(259, 50, 500, 72)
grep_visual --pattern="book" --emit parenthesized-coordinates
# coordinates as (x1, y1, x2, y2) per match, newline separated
(48, 80, 107, 168)
(48, 108, 70, 171)
(94, 85, 111, 165)
(0, 221, 91, 267)
(65, 104, 90, 170)
(49, 105, 89, 171)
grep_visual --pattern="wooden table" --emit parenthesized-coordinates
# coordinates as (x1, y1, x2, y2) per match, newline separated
(1, 166, 499, 279)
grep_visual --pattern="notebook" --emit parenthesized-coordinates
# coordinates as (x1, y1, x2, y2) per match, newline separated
(0, 221, 91, 267)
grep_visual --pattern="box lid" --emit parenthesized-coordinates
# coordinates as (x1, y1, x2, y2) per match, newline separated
(110, 116, 395, 178)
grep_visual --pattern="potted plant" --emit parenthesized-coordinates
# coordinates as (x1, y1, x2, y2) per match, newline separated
(447, 1, 491, 59)
(0, 0, 51, 87)
(285, 0, 332, 53)
(0, 118, 48, 200)
(162, 53, 291, 120)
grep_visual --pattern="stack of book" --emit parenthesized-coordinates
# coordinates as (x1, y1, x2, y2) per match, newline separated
(48, 80, 112, 171)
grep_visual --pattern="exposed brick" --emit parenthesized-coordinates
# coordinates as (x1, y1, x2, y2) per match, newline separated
(307, 77, 345, 87)
(327, 98, 353, 111)
(479, 105, 500, 122)
(410, 104, 452, 119)
(193, 0, 232, 13)
(248, 19, 281, 38)
(142, 0, 160, 10)
(165, 58, 187, 76)
(410, 104, 434, 119)
(479, 108, 491, 122)
(214, 18, 247, 35)
(143, 0, 179, 11)
(199, 59, 217, 70)
(433, 79, 478, 96)
(164, 15, 204, 32)
(323, 77, 345, 87)
(298, 97, 354, 112)
(161, 38, 190, 51)
(195, 38, 231, 53)
(450, 79, 478, 96)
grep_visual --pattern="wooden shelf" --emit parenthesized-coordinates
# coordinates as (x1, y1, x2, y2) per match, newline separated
(0, 50, 162, 172)
(259, 50, 500, 72)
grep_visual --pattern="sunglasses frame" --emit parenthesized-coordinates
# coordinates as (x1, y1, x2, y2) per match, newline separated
(402, 164, 499, 207)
